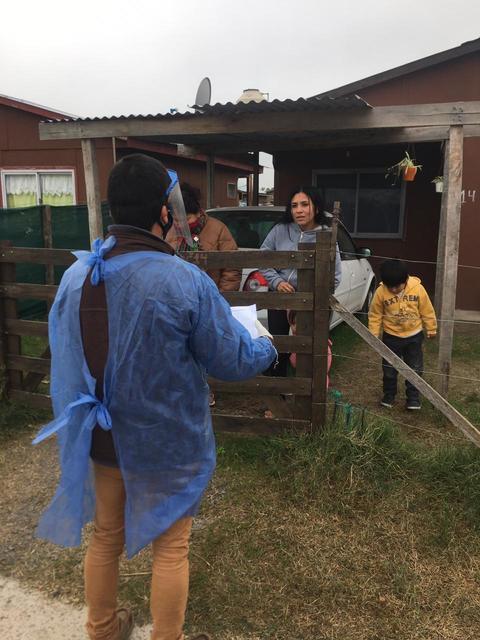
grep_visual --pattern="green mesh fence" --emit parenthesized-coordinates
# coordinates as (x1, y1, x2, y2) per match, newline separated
(0, 204, 113, 319)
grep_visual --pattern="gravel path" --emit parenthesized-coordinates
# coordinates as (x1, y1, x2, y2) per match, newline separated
(0, 575, 152, 640)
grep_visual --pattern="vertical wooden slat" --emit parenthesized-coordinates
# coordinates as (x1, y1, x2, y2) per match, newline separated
(437, 125, 464, 396)
(42, 205, 55, 286)
(252, 152, 260, 206)
(330, 201, 340, 293)
(311, 230, 333, 429)
(206, 155, 215, 209)
(81, 139, 104, 244)
(0, 241, 22, 392)
(294, 242, 314, 422)
(434, 139, 449, 316)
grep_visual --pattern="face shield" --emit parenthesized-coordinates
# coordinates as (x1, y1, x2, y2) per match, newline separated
(166, 169, 194, 247)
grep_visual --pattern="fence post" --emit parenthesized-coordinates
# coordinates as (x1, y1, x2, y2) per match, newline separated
(311, 230, 333, 430)
(294, 243, 315, 423)
(0, 241, 22, 396)
(42, 205, 55, 286)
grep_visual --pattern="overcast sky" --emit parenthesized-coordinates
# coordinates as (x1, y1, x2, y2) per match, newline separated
(2, 0, 479, 187)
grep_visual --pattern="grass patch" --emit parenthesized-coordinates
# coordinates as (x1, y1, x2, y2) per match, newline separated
(0, 399, 50, 442)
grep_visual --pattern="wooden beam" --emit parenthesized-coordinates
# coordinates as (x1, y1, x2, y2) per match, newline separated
(81, 139, 104, 244)
(208, 376, 311, 396)
(206, 155, 215, 209)
(330, 295, 480, 448)
(437, 125, 464, 396)
(212, 414, 309, 435)
(39, 102, 480, 141)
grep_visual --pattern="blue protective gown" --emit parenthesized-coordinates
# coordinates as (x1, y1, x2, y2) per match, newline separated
(34, 237, 277, 558)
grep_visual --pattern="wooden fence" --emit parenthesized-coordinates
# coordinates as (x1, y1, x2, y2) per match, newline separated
(0, 231, 335, 436)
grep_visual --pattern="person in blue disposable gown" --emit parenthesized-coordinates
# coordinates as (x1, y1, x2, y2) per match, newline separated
(33, 154, 277, 640)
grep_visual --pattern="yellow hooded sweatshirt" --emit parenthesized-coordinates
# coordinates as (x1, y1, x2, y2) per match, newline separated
(368, 276, 437, 339)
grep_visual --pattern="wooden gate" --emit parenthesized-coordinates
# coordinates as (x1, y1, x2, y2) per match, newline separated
(0, 232, 334, 435)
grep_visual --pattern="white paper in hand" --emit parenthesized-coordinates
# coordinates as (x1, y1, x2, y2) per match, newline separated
(231, 304, 259, 338)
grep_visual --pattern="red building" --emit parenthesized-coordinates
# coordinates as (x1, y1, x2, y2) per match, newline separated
(0, 94, 256, 211)
(274, 38, 480, 312)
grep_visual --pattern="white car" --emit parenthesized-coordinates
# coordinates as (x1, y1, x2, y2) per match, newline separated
(207, 206, 376, 329)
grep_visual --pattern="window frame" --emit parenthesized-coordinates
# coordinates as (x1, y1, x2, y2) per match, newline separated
(1, 168, 77, 207)
(226, 182, 237, 200)
(312, 167, 406, 239)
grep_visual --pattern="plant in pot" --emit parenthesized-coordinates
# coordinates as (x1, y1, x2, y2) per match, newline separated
(386, 151, 422, 183)
(432, 176, 444, 193)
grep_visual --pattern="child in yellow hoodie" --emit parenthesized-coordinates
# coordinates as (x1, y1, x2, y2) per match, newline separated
(368, 259, 437, 410)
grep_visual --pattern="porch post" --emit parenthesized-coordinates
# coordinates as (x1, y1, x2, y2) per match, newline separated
(81, 139, 104, 244)
(437, 125, 464, 396)
(206, 155, 215, 209)
(252, 152, 260, 206)
(434, 139, 449, 315)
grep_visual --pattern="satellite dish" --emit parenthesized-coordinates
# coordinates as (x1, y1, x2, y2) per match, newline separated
(194, 77, 211, 107)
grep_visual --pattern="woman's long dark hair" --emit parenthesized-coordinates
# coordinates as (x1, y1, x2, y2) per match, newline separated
(283, 186, 329, 226)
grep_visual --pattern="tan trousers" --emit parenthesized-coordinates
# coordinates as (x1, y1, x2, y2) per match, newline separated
(84, 463, 193, 640)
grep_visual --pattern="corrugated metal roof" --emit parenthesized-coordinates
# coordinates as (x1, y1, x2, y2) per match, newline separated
(43, 94, 370, 124)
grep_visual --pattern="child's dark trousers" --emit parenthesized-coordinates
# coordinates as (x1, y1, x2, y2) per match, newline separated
(382, 331, 424, 401)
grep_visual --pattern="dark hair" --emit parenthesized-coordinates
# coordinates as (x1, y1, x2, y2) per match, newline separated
(107, 154, 171, 230)
(380, 259, 409, 287)
(283, 186, 328, 226)
(180, 182, 201, 215)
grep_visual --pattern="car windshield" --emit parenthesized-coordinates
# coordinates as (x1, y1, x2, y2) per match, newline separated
(208, 210, 283, 248)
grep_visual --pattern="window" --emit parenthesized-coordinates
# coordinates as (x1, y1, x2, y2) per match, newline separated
(226, 182, 237, 200)
(313, 169, 405, 238)
(336, 225, 357, 260)
(1, 170, 75, 208)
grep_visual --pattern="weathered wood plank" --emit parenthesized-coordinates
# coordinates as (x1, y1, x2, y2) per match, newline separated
(195, 125, 480, 154)
(206, 155, 215, 209)
(311, 230, 333, 429)
(7, 355, 50, 375)
(9, 389, 52, 410)
(0, 283, 58, 301)
(272, 335, 312, 354)
(209, 376, 311, 396)
(294, 242, 315, 422)
(222, 291, 313, 310)
(434, 139, 450, 315)
(179, 250, 315, 270)
(437, 125, 464, 396)
(0, 246, 75, 266)
(39, 102, 480, 140)
(212, 413, 309, 435)
(4, 319, 49, 337)
(330, 295, 480, 448)
(81, 139, 104, 243)
(0, 243, 22, 390)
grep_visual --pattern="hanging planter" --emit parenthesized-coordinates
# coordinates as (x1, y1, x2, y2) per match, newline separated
(386, 151, 422, 183)
(432, 176, 444, 193)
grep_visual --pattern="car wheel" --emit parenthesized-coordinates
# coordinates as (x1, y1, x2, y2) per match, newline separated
(361, 282, 375, 314)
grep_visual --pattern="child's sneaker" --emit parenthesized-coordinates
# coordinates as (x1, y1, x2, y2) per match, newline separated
(406, 399, 421, 410)
(381, 395, 394, 408)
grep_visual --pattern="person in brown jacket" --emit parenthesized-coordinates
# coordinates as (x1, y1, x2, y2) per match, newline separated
(170, 182, 241, 406)
(170, 182, 241, 293)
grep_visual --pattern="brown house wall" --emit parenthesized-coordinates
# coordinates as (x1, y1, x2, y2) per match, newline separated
(274, 51, 480, 310)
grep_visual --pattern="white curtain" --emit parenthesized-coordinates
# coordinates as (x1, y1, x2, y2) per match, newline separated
(40, 173, 73, 197)
(5, 174, 37, 196)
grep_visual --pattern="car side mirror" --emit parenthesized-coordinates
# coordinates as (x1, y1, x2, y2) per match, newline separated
(357, 247, 371, 258)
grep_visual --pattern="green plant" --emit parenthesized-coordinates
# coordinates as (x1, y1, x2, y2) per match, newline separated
(431, 176, 444, 184)
(386, 151, 422, 181)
